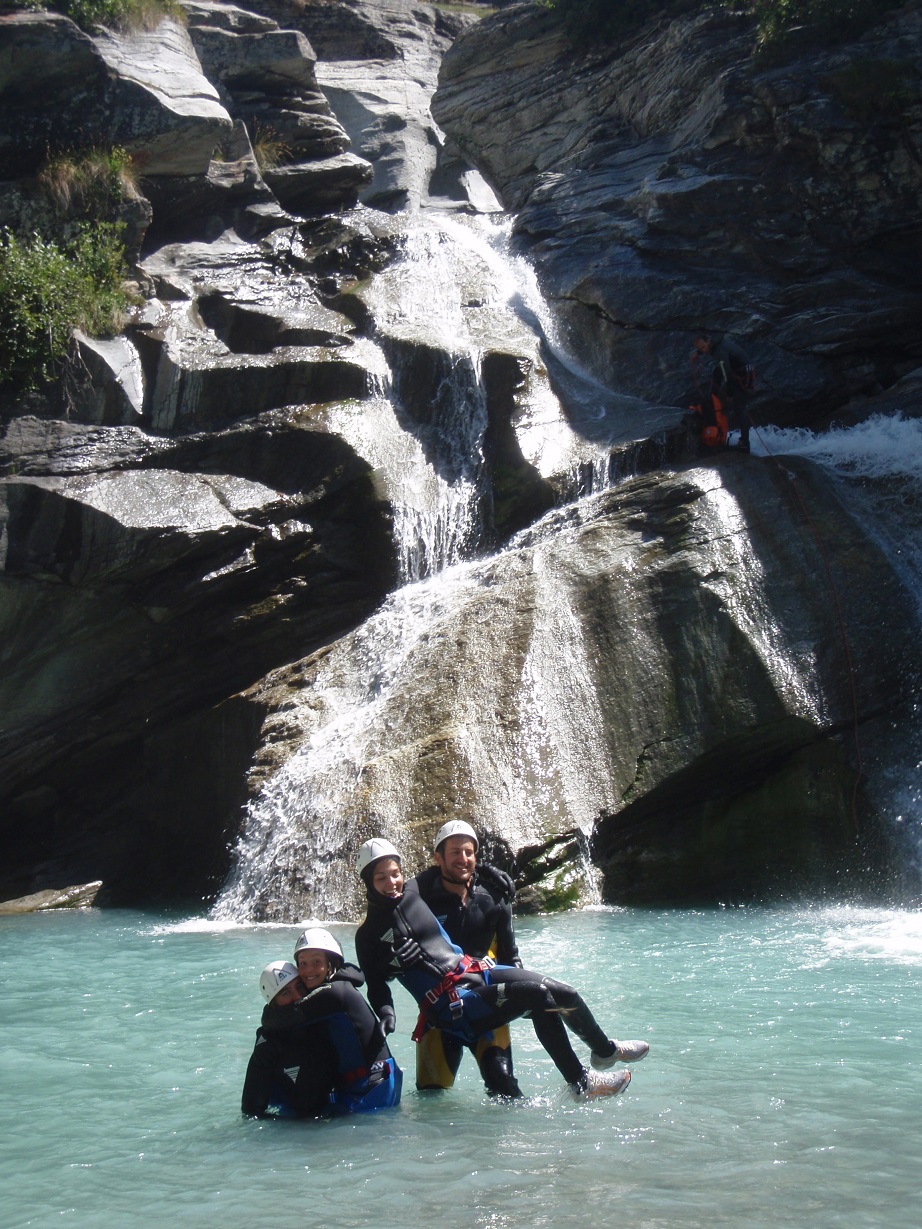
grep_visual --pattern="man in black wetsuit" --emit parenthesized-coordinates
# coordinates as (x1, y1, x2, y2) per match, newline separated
(404, 819, 522, 1097)
(692, 333, 755, 452)
(355, 838, 650, 1101)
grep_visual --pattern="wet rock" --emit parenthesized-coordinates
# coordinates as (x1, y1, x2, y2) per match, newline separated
(124, 232, 389, 429)
(433, 4, 922, 417)
(71, 333, 146, 426)
(219, 456, 916, 920)
(0, 881, 102, 913)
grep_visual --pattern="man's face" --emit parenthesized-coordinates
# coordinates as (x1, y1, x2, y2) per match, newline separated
(435, 836, 477, 885)
(372, 857, 404, 897)
(272, 977, 306, 1007)
(693, 337, 712, 356)
(296, 950, 332, 990)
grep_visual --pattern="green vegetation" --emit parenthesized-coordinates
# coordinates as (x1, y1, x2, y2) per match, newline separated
(751, 0, 904, 52)
(38, 146, 140, 218)
(825, 55, 917, 119)
(0, 224, 133, 390)
(5, 0, 183, 32)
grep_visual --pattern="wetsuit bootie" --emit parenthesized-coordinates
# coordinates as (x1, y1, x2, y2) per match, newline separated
(573, 1068, 631, 1099)
(591, 1039, 649, 1069)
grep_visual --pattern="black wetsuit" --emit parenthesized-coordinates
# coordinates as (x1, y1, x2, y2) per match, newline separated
(406, 864, 520, 966)
(355, 887, 613, 1088)
(710, 336, 752, 447)
(406, 864, 522, 1096)
(241, 965, 398, 1117)
(241, 1001, 339, 1118)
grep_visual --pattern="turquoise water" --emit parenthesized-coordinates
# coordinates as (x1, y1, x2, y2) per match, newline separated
(1, 905, 919, 1229)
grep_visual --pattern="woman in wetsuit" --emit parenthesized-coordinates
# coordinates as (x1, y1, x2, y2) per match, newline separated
(291, 926, 402, 1113)
(353, 838, 649, 1100)
(241, 932, 402, 1119)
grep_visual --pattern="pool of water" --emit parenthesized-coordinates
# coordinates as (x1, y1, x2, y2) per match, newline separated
(1, 905, 919, 1228)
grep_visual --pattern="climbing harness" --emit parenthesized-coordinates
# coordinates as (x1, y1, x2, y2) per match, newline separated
(411, 955, 495, 1042)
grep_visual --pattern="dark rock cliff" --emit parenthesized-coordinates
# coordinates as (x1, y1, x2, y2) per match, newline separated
(433, 2, 922, 417)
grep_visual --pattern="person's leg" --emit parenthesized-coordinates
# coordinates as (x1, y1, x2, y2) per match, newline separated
(416, 1027, 463, 1090)
(463, 968, 587, 1085)
(474, 1026, 522, 1098)
(732, 390, 751, 449)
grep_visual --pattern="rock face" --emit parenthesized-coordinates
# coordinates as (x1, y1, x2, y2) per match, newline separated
(0, 408, 397, 904)
(0, 13, 233, 178)
(433, 3, 922, 417)
(252, 0, 479, 210)
(218, 455, 915, 921)
(1, 0, 920, 914)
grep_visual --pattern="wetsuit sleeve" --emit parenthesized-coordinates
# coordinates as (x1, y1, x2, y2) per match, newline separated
(355, 925, 396, 1019)
(492, 899, 521, 967)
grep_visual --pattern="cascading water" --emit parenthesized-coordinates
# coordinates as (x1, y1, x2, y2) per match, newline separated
(215, 207, 661, 921)
(751, 414, 922, 883)
(215, 205, 921, 924)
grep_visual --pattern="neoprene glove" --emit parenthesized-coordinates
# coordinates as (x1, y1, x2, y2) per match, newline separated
(378, 1006, 396, 1035)
(479, 862, 516, 903)
(395, 936, 423, 967)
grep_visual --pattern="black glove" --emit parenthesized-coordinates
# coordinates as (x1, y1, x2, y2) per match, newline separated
(479, 862, 516, 903)
(378, 1005, 396, 1035)
(395, 935, 423, 967)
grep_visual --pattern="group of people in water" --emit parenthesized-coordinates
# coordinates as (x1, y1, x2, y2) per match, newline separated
(242, 821, 649, 1118)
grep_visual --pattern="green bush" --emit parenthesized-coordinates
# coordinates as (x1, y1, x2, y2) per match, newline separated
(751, 0, 904, 53)
(4, 0, 182, 31)
(0, 224, 132, 390)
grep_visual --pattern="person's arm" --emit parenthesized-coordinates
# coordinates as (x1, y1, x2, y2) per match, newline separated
(240, 1035, 276, 1118)
(355, 926, 396, 1020)
(492, 898, 522, 967)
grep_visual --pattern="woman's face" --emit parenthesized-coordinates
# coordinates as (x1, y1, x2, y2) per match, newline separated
(295, 950, 332, 990)
(371, 857, 404, 897)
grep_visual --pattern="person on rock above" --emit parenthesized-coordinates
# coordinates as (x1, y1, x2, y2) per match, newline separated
(691, 332, 755, 452)
(404, 819, 522, 1097)
(354, 837, 649, 1102)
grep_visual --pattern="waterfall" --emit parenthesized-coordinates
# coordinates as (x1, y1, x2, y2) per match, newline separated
(751, 414, 922, 883)
(214, 207, 672, 921)
(216, 217, 922, 921)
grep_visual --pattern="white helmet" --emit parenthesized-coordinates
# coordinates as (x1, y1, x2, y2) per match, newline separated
(259, 960, 300, 1005)
(433, 820, 478, 853)
(294, 927, 343, 966)
(356, 837, 401, 878)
